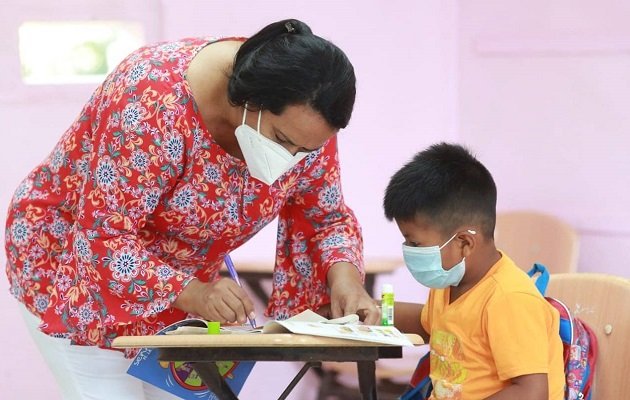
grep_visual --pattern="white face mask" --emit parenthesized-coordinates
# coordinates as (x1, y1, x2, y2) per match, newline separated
(234, 107, 307, 185)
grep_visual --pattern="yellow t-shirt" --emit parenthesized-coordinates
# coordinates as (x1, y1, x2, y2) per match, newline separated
(420, 252, 565, 400)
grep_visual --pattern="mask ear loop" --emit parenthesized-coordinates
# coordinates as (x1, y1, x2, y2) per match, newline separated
(439, 233, 458, 250)
(439, 229, 477, 250)
(241, 103, 248, 125)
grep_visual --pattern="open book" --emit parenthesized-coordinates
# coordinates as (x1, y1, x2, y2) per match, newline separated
(127, 318, 254, 400)
(167, 309, 414, 347)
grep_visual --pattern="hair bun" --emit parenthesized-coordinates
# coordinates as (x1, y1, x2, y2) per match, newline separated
(284, 21, 296, 33)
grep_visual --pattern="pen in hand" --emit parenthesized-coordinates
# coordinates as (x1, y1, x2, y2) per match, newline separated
(223, 254, 257, 329)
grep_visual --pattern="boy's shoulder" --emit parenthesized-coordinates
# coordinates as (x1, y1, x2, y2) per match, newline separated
(478, 252, 544, 301)
(427, 253, 545, 311)
(459, 253, 557, 325)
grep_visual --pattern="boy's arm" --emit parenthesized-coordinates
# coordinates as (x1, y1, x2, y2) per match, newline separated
(394, 301, 429, 342)
(485, 292, 558, 400)
(484, 373, 548, 400)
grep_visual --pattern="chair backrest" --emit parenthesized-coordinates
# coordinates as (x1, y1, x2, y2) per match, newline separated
(546, 273, 630, 399)
(494, 211, 579, 273)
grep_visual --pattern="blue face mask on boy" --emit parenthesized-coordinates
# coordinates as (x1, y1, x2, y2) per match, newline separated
(402, 230, 476, 289)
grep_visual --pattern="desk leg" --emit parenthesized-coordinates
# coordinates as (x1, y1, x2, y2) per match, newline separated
(357, 361, 378, 400)
(191, 362, 239, 400)
(278, 361, 321, 400)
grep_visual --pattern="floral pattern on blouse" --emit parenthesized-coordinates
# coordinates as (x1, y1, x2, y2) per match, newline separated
(4, 37, 363, 351)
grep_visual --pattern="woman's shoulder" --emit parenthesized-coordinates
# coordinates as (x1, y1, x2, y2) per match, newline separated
(92, 37, 220, 111)
(112, 37, 221, 78)
(137, 37, 220, 56)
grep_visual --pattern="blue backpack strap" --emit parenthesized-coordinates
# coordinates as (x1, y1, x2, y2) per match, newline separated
(400, 381, 432, 400)
(526, 263, 550, 296)
(400, 352, 432, 400)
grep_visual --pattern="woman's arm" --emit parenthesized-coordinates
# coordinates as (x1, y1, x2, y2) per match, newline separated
(40, 75, 197, 343)
(268, 136, 372, 321)
(327, 262, 380, 324)
(45, 48, 257, 341)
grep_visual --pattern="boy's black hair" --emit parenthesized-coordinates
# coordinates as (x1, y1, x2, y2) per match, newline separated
(383, 143, 497, 237)
(228, 18, 356, 129)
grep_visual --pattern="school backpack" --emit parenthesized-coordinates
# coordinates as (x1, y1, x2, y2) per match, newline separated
(527, 263, 598, 400)
(399, 263, 598, 400)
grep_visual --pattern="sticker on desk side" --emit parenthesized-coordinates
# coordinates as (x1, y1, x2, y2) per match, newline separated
(127, 318, 255, 399)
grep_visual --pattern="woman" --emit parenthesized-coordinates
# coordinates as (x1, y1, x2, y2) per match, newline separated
(5, 19, 378, 398)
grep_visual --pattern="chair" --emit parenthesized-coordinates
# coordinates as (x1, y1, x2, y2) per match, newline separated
(494, 210, 579, 273)
(546, 273, 630, 398)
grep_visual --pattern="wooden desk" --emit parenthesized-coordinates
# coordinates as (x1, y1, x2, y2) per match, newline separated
(227, 258, 404, 304)
(113, 333, 422, 400)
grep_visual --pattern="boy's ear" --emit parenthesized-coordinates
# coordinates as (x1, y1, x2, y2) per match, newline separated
(458, 229, 476, 258)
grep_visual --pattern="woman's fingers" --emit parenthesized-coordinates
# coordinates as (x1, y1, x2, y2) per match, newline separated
(205, 279, 255, 324)
(358, 303, 381, 325)
(329, 276, 380, 324)
(173, 278, 256, 324)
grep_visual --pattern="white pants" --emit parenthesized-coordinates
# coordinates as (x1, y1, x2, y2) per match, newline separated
(19, 304, 181, 400)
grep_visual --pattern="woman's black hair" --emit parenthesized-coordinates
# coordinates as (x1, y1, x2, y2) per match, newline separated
(228, 19, 356, 129)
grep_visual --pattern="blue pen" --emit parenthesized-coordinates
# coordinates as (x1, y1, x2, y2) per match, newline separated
(223, 254, 257, 329)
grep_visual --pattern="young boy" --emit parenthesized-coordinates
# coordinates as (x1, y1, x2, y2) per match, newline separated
(384, 143, 564, 400)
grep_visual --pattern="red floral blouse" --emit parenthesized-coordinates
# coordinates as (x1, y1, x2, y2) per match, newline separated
(4, 37, 363, 350)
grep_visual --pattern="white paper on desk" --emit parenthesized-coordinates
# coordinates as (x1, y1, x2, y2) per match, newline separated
(165, 310, 355, 335)
(165, 310, 413, 347)
(166, 325, 258, 335)
(262, 310, 413, 347)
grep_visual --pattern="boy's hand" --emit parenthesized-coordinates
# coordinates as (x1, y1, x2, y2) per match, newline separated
(327, 262, 380, 325)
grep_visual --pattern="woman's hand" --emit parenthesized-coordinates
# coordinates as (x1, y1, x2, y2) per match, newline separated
(327, 262, 380, 325)
(173, 278, 256, 324)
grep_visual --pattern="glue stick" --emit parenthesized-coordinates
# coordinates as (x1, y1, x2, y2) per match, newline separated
(381, 283, 394, 326)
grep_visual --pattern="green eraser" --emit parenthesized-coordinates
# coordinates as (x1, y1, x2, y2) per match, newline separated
(207, 321, 221, 335)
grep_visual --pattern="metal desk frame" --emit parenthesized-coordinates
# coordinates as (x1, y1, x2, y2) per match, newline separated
(113, 333, 421, 400)
(159, 344, 403, 400)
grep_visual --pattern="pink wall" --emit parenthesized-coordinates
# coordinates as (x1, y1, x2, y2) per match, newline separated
(3, 0, 628, 398)
(457, 0, 630, 277)
(0, 1, 454, 397)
